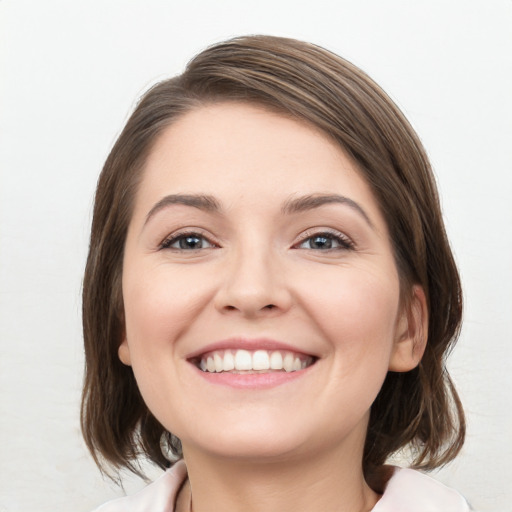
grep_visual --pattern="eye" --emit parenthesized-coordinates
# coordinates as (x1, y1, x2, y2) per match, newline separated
(160, 232, 216, 251)
(296, 231, 354, 251)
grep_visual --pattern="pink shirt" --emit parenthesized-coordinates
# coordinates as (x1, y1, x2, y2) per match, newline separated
(93, 460, 470, 511)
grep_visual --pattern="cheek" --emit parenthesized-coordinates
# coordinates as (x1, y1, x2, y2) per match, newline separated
(302, 265, 400, 368)
(122, 263, 212, 359)
(120, 264, 214, 429)
(308, 269, 401, 424)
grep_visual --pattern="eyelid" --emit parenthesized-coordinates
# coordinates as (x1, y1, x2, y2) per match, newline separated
(158, 228, 219, 251)
(293, 228, 355, 250)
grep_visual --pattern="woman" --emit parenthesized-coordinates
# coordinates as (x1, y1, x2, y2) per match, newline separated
(82, 35, 470, 511)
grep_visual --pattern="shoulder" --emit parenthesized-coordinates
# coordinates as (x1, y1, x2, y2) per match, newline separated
(91, 460, 188, 512)
(372, 467, 471, 512)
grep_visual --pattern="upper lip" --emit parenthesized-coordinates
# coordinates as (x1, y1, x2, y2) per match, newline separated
(185, 337, 317, 360)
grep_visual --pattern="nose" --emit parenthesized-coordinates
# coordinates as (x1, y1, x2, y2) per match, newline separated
(214, 247, 292, 318)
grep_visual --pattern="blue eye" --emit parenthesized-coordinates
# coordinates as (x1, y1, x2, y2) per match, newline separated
(298, 233, 353, 250)
(161, 233, 215, 250)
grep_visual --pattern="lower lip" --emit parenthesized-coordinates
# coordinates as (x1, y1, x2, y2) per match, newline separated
(192, 365, 313, 389)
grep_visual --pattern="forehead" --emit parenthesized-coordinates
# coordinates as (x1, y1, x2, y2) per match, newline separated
(133, 102, 384, 226)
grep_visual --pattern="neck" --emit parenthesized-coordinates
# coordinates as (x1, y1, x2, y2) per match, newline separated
(181, 442, 380, 512)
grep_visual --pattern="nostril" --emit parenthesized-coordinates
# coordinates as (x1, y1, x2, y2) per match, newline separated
(264, 304, 276, 310)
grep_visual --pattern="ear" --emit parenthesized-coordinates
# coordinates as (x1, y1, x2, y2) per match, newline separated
(388, 285, 428, 372)
(118, 335, 132, 366)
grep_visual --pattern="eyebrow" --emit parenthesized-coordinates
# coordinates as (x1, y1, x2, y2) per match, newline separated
(144, 193, 373, 228)
(281, 194, 374, 228)
(145, 194, 221, 225)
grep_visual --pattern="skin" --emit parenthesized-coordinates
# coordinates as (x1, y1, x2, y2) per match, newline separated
(119, 102, 427, 512)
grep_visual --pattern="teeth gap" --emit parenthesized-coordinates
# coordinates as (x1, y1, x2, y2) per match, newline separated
(194, 349, 316, 374)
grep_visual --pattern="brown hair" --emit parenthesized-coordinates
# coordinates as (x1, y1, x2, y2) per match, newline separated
(81, 35, 464, 482)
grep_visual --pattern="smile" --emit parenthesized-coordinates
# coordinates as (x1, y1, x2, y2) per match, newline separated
(195, 349, 316, 374)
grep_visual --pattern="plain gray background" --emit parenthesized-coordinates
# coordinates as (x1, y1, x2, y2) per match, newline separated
(1, 1, 511, 511)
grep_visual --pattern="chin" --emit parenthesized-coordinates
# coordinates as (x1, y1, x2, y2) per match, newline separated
(178, 417, 313, 462)
(195, 437, 308, 463)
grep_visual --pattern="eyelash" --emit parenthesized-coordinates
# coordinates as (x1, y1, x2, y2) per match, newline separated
(159, 230, 217, 251)
(294, 230, 355, 251)
(159, 229, 355, 252)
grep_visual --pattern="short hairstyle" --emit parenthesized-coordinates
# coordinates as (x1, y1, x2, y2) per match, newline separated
(81, 35, 465, 482)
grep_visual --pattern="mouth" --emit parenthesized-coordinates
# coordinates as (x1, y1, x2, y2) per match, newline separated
(190, 349, 317, 374)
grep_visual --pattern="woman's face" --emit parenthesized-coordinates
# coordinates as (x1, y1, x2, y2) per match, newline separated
(120, 102, 420, 463)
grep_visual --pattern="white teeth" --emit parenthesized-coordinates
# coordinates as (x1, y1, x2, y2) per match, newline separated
(223, 351, 235, 371)
(197, 349, 313, 374)
(234, 349, 252, 370)
(252, 350, 270, 370)
(214, 353, 223, 372)
(283, 352, 294, 372)
(269, 351, 283, 369)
